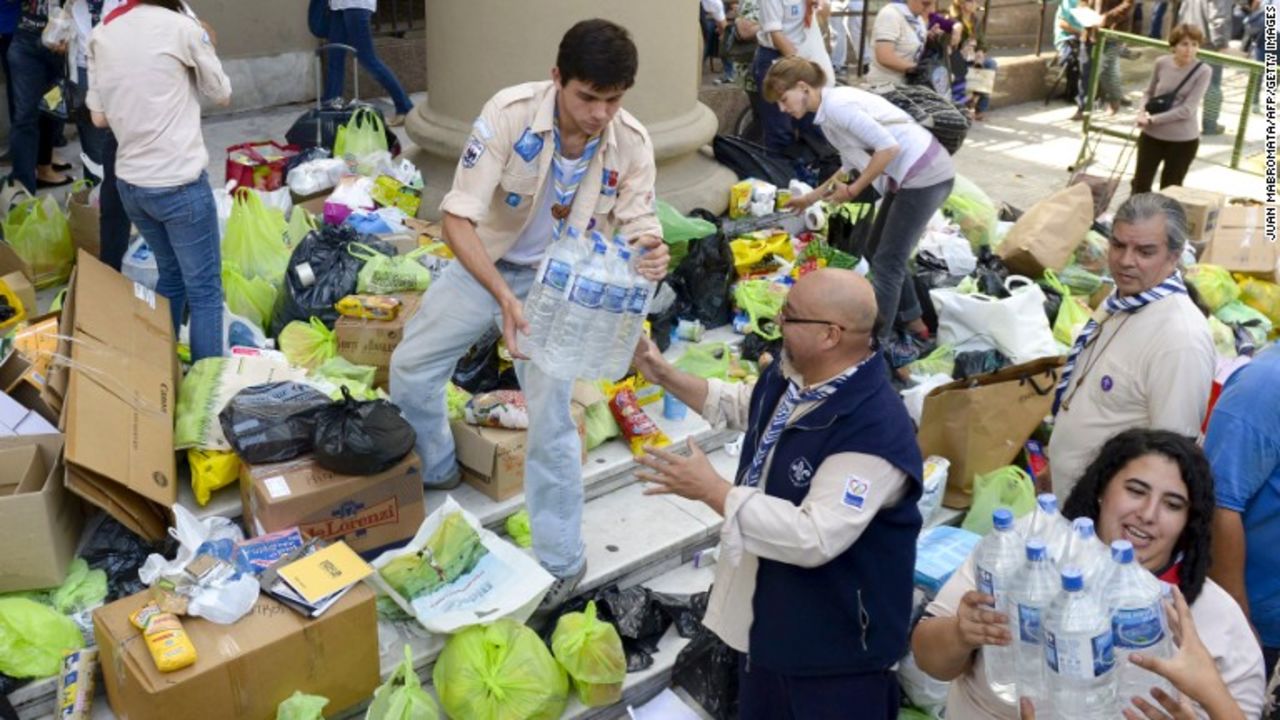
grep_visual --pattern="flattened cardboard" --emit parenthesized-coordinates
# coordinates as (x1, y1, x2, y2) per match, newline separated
(241, 452, 425, 556)
(1202, 204, 1279, 281)
(335, 293, 422, 388)
(67, 185, 100, 259)
(451, 403, 587, 502)
(94, 586, 379, 720)
(1161, 185, 1225, 242)
(0, 434, 84, 592)
(56, 251, 179, 541)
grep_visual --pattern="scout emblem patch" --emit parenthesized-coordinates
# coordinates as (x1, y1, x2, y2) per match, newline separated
(601, 168, 619, 197)
(461, 136, 485, 168)
(789, 457, 814, 488)
(513, 128, 544, 163)
(842, 476, 870, 511)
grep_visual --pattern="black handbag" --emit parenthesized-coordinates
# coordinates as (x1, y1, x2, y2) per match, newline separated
(285, 45, 402, 156)
(1144, 61, 1204, 115)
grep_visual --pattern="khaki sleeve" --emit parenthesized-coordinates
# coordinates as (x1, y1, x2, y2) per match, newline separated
(181, 19, 231, 105)
(701, 378, 755, 432)
(611, 130, 662, 242)
(721, 452, 909, 568)
(1146, 339, 1215, 439)
(439, 100, 513, 224)
(873, 7, 900, 42)
(85, 36, 102, 113)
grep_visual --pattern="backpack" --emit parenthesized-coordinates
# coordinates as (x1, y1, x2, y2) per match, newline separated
(712, 135, 798, 187)
(868, 83, 970, 154)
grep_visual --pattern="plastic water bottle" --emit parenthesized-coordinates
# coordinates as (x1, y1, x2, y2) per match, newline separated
(613, 248, 655, 376)
(1044, 566, 1117, 719)
(1062, 518, 1110, 588)
(974, 508, 1024, 704)
(1020, 494, 1071, 562)
(1103, 540, 1176, 704)
(1012, 538, 1060, 716)
(525, 227, 582, 362)
(544, 236, 609, 380)
(591, 243, 632, 379)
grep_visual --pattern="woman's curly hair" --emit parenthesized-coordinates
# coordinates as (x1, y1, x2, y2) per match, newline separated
(1061, 428, 1215, 603)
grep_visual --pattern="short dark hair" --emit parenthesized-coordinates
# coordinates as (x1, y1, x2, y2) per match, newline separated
(1113, 192, 1190, 255)
(1169, 23, 1205, 48)
(1061, 428, 1215, 604)
(556, 19, 639, 91)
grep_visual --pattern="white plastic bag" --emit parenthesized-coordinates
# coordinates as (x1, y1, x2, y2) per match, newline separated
(138, 505, 260, 624)
(214, 180, 236, 239)
(917, 230, 977, 276)
(371, 496, 555, 634)
(41, 4, 75, 49)
(287, 158, 348, 196)
(900, 373, 953, 426)
(256, 186, 293, 217)
(930, 275, 1060, 364)
(122, 237, 159, 290)
(918, 456, 950, 526)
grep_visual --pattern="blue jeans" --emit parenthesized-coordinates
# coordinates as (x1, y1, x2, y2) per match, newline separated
(752, 46, 821, 152)
(74, 66, 132, 271)
(116, 171, 223, 362)
(389, 260, 585, 577)
(975, 56, 997, 113)
(1148, 0, 1167, 37)
(323, 9, 412, 115)
(6, 31, 62, 193)
(867, 177, 955, 339)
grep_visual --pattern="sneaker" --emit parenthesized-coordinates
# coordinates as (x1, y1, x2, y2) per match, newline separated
(387, 113, 407, 128)
(536, 561, 588, 614)
(424, 466, 462, 491)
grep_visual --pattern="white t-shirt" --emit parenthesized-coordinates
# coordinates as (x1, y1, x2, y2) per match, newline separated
(757, 0, 809, 50)
(502, 153, 587, 266)
(701, 0, 727, 22)
(866, 3, 924, 85)
(330, 0, 376, 11)
(814, 86, 954, 190)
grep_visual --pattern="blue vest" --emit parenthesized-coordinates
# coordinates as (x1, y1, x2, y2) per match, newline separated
(736, 353, 923, 676)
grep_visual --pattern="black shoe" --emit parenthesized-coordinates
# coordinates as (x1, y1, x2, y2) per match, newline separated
(1070, 108, 1086, 122)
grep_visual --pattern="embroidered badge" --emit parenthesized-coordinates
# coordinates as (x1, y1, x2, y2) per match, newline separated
(1101, 375, 1114, 392)
(461, 136, 485, 168)
(472, 115, 494, 141)
(789, 457, 814, 488)
(513, 128, 544, 163)
(505, 192, 522, 208)
(842, 476, 870, 511)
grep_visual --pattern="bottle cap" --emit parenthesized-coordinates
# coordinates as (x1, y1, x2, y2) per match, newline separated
(992, 508, 1014, 531)
(1061, 566, 1085, 592)
(1072, 517, 1095, 538)
(1037, 493, 1058, 513)
(1026, 538, 1047, 561)
(1110, 539, 1135, 563)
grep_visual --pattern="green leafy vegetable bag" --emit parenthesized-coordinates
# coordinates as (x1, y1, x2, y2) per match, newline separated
(942, 174, 998, 249)
(732, 280, 788, 340)
(433, 619, 569, 720)
(279, 317, 338, 370)
(551, 601, 627, 707)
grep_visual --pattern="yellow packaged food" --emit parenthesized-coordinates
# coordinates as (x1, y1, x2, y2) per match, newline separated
(188, 449, 240, 507)
(335, 294, 402, 321)
(729, 180, 754, 219)
(57, 648, 96, 720)
(129, 603, 197, 673)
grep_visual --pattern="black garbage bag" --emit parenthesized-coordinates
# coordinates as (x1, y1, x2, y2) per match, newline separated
(739, 332, 781, 364)
(1039, 281, 1064, 325)
(539, 584, 674, 673)
(218, 382, 333, 464)
(646, 281, 689, 354)
(953, 349, 1011, 379)
(913, 250, 966, 335)
(80, 515, 165, 602)
(826, 198, 877, 259)
(652, 590, 710, 640)
(973, 246, 1011, 298)
(671, 625, 741, 720)
(671, 231, 735, 329)
(712, 134, 796, 186)
(312, 387, 416, 475)
(998, 202, 1024, 222)
(451, 326, 519, 394)
(273, 224, 395, 335)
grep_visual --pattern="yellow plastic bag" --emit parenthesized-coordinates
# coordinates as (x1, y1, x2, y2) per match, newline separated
(279, 317, 337, 370)
(1236, 275, 1280, 329)
(189, 449, 240, 507)
(730, 232, 794, 277)
(1, 196, 73, 289)
(1185, 264, 1240, 313)
(551, 601, 626, 707)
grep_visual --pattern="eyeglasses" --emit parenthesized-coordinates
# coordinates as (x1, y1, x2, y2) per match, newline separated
(778, 314, 847, 330)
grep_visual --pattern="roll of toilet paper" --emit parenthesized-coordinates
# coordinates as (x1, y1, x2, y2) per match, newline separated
(294, 262, 316, 288)
(804, 204, 827, 231)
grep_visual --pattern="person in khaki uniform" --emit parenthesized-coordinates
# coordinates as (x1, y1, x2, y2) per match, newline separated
(389, 18, 668, 610)
(631, 269, 923, 719)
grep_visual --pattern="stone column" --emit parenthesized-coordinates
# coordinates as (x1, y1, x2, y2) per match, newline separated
(405, 0, 735, 218)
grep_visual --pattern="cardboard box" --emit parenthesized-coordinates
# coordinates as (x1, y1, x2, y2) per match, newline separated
(1162, 186, 1225, 242)
(0, 434, 83, 592)
(67, 184, 100, 259)
(241, 451, 425, 556)
(0, 349, 58, 425)
(50, 251, 179, 541)
(1202, 204, 1279, 281)
(335, 293, 422, 388)
(452, 401, 588, 502)
(0, 390, 57, 436)
(94, 586, 379, 720)
(0, 240, 37, 320)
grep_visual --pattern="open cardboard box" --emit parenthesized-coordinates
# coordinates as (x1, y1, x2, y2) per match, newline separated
(334, 293, 422, 389)
(0, 433, 83, 592)
(1202, 204, 1278, 281)
(46, 251, 179, 541)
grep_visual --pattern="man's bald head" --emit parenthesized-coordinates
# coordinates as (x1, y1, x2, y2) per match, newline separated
(790, 268, 878, 335)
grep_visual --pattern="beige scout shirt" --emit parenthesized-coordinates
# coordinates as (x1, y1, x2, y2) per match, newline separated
(1047, 293, 1214, 502)
(865, 4, 922, 86)
(439, 81, 662, 262)
(926, 556, 1267, 720)
(85, 4, 231, 188)
(697, 361, 910, 653)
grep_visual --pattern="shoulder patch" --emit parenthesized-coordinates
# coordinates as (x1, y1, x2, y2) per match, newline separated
(842, 475, 870, 511)
(461, 136, 485, 168)
(472, 116, 494, 141)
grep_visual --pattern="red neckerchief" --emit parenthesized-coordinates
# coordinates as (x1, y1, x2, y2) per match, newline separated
(1157, 560, 1181, 588)
(103, 0, 140, 25)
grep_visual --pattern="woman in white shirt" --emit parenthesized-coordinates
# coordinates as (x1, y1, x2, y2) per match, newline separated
(324, 0, 412, 125)
(766, 56, 954, 361)
(911, 428, 1266, 719)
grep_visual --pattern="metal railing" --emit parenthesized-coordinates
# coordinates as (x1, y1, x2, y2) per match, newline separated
(1078, 29, 1267, 174)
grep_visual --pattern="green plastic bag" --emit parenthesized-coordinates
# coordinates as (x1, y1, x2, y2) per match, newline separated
(312, 356, 380, 400)
(351, 243, 433, 294)
(335, 107, 389, 158)
(222, 262, 278, 331)
(2, 196, 73, 289)
(366, 646, 440, 720)
(433, 619, 569, 720)
(505, 510, 532, 549)
(551, 601, 626, 707)
(49, 559, 106, 615)
(1207, 316, 1237, 357)
(1056, 263, 1103, 297)
(0, 597, 84, 678)
(277, 691, 329, 720)
(1215, 300, 1273, 347)
(223, 189, 290, 288)
(446, 382, 472, 422)
(733, 280, 788, 340)
(907, 344, 956, 377)
(285, 206, 318, 248)
(1186, 264, 1240, 313)
(942, 174, 998, 249)
(674, 342, 732, 380)
(1072, 229, 1109, 273)
(1042, 270, 1092, 346)
(279, 317, 338, 370)
(961, 466, 1036, 536)
(583, 400, 620, 450)
(657, 200, 714, 269)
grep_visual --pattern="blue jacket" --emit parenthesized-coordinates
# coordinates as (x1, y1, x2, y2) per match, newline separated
(736, 353, 923, 676)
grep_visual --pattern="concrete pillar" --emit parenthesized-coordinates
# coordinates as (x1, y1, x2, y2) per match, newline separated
(405, 0, 735, 217)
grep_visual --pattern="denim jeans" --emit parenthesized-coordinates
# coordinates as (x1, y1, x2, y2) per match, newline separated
(323, 9, 412, 115)
(74, 66, 132, 271)
(1148, 0, 1167, 37)
(116, 171, 223, 362)
(866, 177, 955, 340)
(1, 33, 14, 125)
(6, 31, 62, 193)
(752, 46, 821, 152)
(389, 261, 585, 577)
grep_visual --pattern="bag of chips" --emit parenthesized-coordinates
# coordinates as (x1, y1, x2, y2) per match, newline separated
(608, 380, 670, 457)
